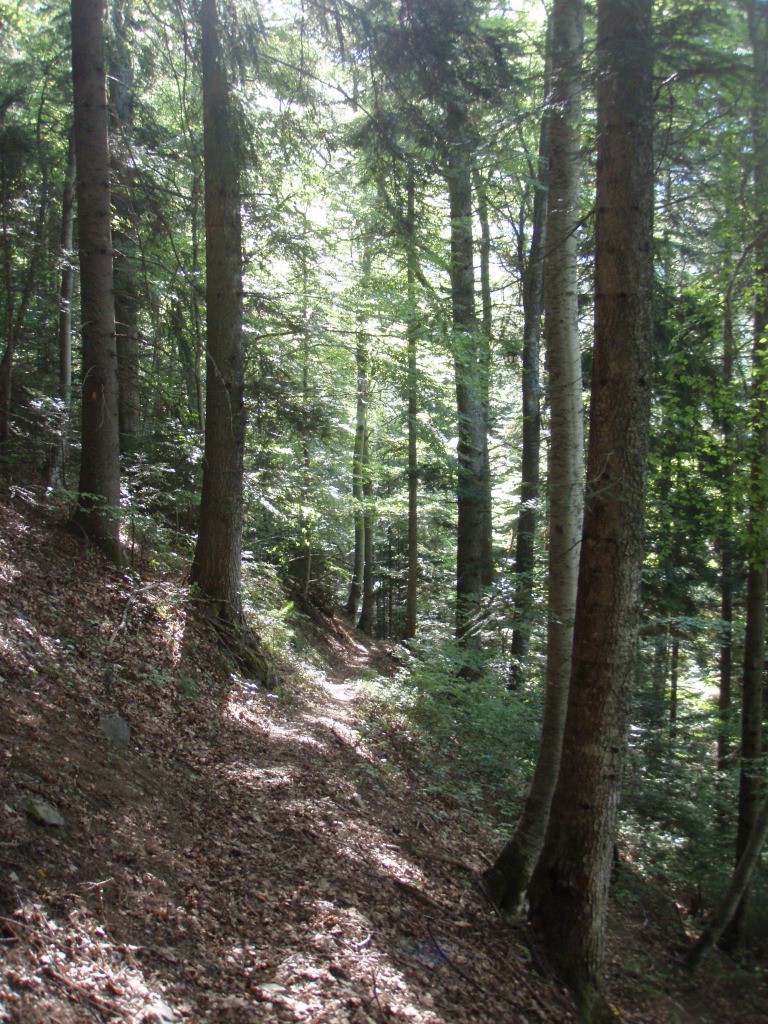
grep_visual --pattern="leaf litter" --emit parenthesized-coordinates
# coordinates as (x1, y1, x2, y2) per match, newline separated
(0, 492, 765, 1024)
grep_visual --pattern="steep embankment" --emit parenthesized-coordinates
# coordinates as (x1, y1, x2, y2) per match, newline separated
(0, 491, 765, 1024)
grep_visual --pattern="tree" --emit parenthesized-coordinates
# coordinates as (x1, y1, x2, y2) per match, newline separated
(70, 0, 122, 564)
(46, 132, 76, 491)
(0, 94, 49, 448)
(189, 0, 246, 622)
(448, 95, 488, 655)
(346, 251, 371, 622)
(484, 0, 585, 915)
(109, 0, 142, 450)
(724, 0, 768, 949)
(404, 176, 420, 640)
(526, 0, 654, 1015)
(506, 92, 549, 690)
(686, 789, 768, 969)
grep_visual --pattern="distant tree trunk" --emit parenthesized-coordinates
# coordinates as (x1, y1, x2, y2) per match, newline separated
(109, 0, 141, 451)
(447, 102, 487, 660)
(483, 0, 583, 916)
(70, 0, 122, 564)
(669, 634, 679, 728)
(724, 0, 768, 950)
(172, 296, 201, 425)
(717, 543, 733, 768)
(527, 0, 654, 1014)
(717, 309, 734, 771)
(189, 0, 245, 621)
(299, 274, 312, 600)
(346, 323, 368, 619)
(191, 169, 205, 431)
(0, 138, 48, 448)
(300, 437, 312, 598)
(358, 425, 375, 634)
(508, 27, 552, 691)
(47, 133, 76, 491)
(404, 178, 419, 640)
(475, 170, 494, 589)
(686, 791, 768, 970)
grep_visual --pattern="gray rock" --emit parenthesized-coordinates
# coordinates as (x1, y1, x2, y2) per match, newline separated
(147, 998, 175, 1022)
(100, 713, 131, 749)
(25, 798, 65, 827)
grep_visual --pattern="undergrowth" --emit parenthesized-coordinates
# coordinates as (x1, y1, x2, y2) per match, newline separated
(355, 634, 542, 825)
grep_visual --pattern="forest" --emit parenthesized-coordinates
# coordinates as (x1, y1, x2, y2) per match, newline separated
(1, 0, 768, 1021)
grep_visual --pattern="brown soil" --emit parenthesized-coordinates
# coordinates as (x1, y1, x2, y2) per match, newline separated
(0, 490, 765, 1024)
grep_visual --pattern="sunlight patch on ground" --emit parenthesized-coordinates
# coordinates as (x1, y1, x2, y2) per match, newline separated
(221, 763, 297, 790)
(0, 557, 20, 584)
(223, 698, 329, 751)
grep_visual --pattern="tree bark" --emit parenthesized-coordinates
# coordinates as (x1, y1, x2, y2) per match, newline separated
(484, 0, 584, 916)
(447, 102, 487, 661)
(717, 308, 734, 771)
(686, 791, 768, 970)
(475, 170, 494, 590)
(0, 122, 48, 447)
(189, 0, 245, 621)
(724, 0, 768, 949)
(508, 28, 551, 691)
(346, 315, 368, 619)
(70, 0, 122, 564)
(47, 132, 76, 491)
(527, 0, 654, 1015)
(358, 424, 375, 634)
(404, 178, 419, 640)
(109, 0, 141, 451)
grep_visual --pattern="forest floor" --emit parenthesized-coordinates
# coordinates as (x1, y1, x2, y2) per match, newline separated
(1, 488, 766, 1024)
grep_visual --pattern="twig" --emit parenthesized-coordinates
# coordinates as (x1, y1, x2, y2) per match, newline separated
(392, 877, 444, 910)
(370, 970, 386, 1021)
(107, 585, 157, 644)
(43, 965, 127, 1018)
(401, 841, 476, 872)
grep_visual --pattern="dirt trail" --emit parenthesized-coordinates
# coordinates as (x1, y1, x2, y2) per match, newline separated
(1, 492, 766, 1024)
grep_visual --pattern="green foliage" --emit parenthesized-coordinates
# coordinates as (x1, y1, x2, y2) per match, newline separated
(623, 643, 768, 944)
(358, 633, 541, 821)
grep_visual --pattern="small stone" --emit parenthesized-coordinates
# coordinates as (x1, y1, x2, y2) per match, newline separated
(259, 984, 287, 997)
(146, 997, 175, 1021)
(100, 713, 131, 749)
(25, 798, 65, 827)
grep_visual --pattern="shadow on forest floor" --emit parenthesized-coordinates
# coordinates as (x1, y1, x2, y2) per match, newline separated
(0, 489, 765, 1024)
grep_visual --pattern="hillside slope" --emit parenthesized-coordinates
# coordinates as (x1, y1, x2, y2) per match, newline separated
(0, 491, 765, 1024)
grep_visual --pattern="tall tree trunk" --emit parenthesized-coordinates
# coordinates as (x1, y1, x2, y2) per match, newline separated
(189, 0, 245, 621)
(508, 28, 552, 690)
(724, 0, 768, 949)
(0, 147, 48, 447)
(669, 634, 679, 728)
(404, 178, 419, 640)
(686, 791, 768, 970)
(483, 0, 583, 916)
(109, 0, 141, 450)
(346, 323, 368, 619)
(70, 0, 122, 564)
(47, 133, 76, 491)
(527, 0, 654, 1015)
(358, 425, 375, 634)
(447, 102, 487, 661)
(717, 307, 735, 771)
(299, 270, 312, 600)
(475, 170, 494, 589)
